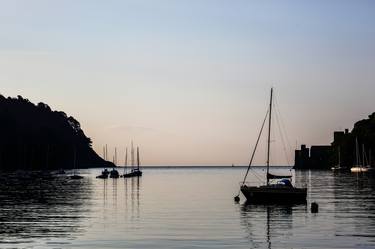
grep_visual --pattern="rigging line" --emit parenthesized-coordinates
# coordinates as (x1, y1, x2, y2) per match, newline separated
(273, 95, 293, 166)
(274, 101, 291, 166)
(241, 109, 269, 186)
(247, 166, 264, 183)
(276, 96, 293, 162)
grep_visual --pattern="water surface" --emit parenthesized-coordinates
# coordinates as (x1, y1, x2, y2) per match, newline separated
(0, 167, 374, 248)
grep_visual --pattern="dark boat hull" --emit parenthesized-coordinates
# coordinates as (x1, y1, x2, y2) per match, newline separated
(241, 185, 307, 204)
(70, 175, 84, 180)
(123, 170, 142, 178)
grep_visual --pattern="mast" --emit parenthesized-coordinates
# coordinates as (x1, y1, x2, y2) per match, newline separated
(355, 138, 359, 166)
(370, 149, 372, 167)
(124, 147, 128, 173)
(115, 147, 117, 166)
(131, 141, 134, 170)
(105, 144, 108, 161)
(362, 144, 365, 167)
(137, 147, 140, 170)
(266, 88, 273, 185)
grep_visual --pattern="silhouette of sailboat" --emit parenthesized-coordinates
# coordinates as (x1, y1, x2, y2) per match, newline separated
(70, 147, 83, 179)
(239, 88, 307, 204)
(109, 147, 119, 178)
(350, 139, 369, 173)
(331, 146, 343, 171)
(97, 145, 109, 179)
(123, 143, 142, 178)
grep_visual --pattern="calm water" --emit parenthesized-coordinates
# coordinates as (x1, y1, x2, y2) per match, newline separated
(1, 167, 375, 249)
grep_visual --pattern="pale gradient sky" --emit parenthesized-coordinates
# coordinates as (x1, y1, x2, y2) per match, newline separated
(1, 0, 374, 166)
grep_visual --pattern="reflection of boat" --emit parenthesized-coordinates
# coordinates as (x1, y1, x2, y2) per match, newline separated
(351, 139, 369, 173)
(123, 145, 142, 178)
(239, 88, 307, 204)
(240, 204, 294, 249)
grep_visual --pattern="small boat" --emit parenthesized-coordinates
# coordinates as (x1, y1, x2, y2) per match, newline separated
(96, 168, 109, 179)
(331, 146, 344, 171)
(70, 147, 83, 179)
(351, 139, 370, 173)
(109, 168, 119, 178)
(123, 146, 142, 178)
(238, 88, 307, 204)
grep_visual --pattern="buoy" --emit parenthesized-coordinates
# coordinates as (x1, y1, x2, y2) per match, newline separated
(234, 195, 240, 202)
(311, 202, 319, 213)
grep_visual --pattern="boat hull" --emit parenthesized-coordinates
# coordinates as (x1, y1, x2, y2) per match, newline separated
(241, 185, 307, 204)
(123, 170, 142, 178)
(350, 166, 370, 173)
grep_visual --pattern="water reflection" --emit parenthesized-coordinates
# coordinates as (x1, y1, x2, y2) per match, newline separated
(0, 174, 92, 245)
(240, 204, 298, 249)
(100, 176, 141, 220)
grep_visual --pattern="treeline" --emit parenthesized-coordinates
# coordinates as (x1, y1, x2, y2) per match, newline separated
(331, 112, 375, 168)
(0, 95, 113, 171)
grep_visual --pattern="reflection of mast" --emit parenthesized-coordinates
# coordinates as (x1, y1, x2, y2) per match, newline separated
(240, 204, 293, 248)
(266, 207, 271, 249)
(130, 176, 140, 218)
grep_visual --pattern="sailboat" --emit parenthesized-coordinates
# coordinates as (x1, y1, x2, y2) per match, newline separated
(350, 139, 369, 173)
(109, 147, 120, 178)
(239, 88, 307, 204)
(121, 147, 128, 178)
(123, 143, 142, 177)
(70, 147, 83, 179)
(331, 146, 343, 171)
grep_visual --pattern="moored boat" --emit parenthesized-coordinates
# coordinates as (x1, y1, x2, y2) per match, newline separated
(238, 88, 307, 204)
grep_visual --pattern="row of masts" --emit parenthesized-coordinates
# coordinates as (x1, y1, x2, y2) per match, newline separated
(102, 142, 141, 170)
(355, 138, 372, 167)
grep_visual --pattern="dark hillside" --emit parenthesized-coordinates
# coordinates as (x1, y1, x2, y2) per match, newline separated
(0, 95, 113, 171)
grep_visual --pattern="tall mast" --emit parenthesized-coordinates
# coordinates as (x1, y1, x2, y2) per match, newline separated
(131, 141, 134, 170)
(356, 138, 359, 166)
(370, 149, 372, 167)
(266, 88, 273, 185)
(137, 146, 140, 170)
(124, 147, 128, 173)
(362, 144, 365, 167)
(105, 144, 108, 161)
(115, 147, 117, 166)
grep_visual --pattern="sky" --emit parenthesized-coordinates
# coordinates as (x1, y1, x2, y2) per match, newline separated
(0, 0, 374, 166)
